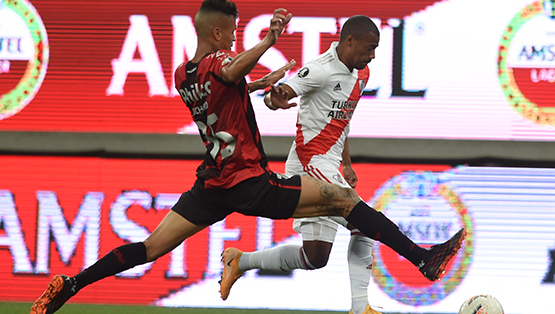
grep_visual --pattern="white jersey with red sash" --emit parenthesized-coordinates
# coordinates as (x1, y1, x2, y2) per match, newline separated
(284, 41, 369, 178)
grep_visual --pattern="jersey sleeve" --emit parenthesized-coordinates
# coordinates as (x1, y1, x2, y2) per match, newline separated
(285, 61, 328, 97)
(209, 50, 238, 76)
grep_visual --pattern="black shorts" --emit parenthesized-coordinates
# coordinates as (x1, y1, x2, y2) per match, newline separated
(171, 171, 302, 225)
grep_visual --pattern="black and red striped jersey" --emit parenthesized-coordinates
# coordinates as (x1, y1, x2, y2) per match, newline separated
(174, 50, 269, 189)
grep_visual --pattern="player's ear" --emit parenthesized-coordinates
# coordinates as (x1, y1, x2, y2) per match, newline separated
(346, 34, 356, 47)
(212, 27, 221, 41)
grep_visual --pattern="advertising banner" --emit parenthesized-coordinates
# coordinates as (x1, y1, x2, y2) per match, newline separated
(1, 155, 554, 313)
(1, 0, 554, 140)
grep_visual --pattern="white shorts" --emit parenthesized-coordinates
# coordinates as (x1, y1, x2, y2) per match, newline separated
(293, 216, 345, 243)
(287, 156, 351, 243)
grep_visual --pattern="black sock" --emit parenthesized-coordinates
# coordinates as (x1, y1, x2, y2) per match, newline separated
(346, 201, 430, 267)
(73, 242, 147, 292)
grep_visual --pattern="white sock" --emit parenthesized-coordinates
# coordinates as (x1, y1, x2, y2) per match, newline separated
(239, 244, 316, 272)
(348, 231, 374, 314)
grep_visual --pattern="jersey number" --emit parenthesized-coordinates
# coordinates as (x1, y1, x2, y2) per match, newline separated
(195, 113, 236, 160)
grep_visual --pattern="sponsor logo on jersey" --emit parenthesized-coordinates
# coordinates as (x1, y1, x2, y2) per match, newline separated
(221, 56, 233, 66)
(0, 0, 49, 120)
(369, 171, 474, 306)
(358, 79, 367, 96)
(297, 67, 309, 78)
(327, 100, 357, 120)
(333, 82, 342, 91)
(178, 81, 211, 107)
(498, 0, 555, 126)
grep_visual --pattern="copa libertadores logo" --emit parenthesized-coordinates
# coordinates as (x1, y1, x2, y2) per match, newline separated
(0, 0, 49, 120)
(498, 0, 555, 126)
(369, 172, 474, 306)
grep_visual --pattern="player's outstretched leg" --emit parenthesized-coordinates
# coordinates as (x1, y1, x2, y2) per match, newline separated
(418, 228, 466, 281)
(30, 274, 77, 314)
(342, 199, 466, 282)
(220, 247, 244, 300)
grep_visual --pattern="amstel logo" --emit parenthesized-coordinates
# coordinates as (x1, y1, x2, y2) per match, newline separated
(0, 0, 48, 120)
(498, 0, 555, 126)
(369, 171, 474, 306)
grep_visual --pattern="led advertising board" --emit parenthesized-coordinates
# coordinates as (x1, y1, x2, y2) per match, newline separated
(1, 155, 554, 313)
(1, 0, 554, 140)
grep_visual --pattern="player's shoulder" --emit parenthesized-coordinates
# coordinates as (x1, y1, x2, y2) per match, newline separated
(295, 56, 329, 81)
(305, 50, 339, 79)
(314, 49, 336, 68)
(174, 62, 190, 87)
(175, 62, 187, 72)
(194, 50, 236, 75)
(205, 49, 237, 61)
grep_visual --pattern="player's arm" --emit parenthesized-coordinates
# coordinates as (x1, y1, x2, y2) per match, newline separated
(248, 60, 296, 93)
(265, 61, 327, 110)
(342, 138, 358, 188)
(263, 84, 298, 110)
(221, 9, 291, 84)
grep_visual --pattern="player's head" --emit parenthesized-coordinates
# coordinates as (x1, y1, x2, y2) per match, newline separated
(338, 15, 380, 71)
(194, 0, 238, 51)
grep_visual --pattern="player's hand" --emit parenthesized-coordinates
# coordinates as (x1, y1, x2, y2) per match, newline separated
(342, 165, 358, 188)
(257, 60, 296, 90)
(267, 8, 292, 45)
(269, 85, 297, 110)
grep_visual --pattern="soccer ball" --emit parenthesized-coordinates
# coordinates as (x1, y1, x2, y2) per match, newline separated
(458, 294, 504, 314)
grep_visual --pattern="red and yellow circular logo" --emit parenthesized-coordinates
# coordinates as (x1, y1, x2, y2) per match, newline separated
(369, 171, 474, 306)
(498, 0, 555, 126)
(0, 0, 49, 120)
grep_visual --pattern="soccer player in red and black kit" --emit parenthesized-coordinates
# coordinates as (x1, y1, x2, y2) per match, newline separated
(30, 1, 465, 313)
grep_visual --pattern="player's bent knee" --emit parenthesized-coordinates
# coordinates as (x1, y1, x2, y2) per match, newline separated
(303, 249, 330, 269)
(308, 255, 329, 269)
(303, 240, 333, 269)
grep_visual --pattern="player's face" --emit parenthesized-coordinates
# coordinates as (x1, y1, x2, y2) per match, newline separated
(219, 16, 237, 50)
(349, 32, 379, 70)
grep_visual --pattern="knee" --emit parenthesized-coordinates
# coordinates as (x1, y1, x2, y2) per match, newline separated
(303, 244, 332, 269)
(306, 252, 330, 269)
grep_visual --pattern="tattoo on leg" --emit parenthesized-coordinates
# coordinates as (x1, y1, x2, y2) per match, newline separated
(319, 182, 338, 200)
(310, 177, 357, 216)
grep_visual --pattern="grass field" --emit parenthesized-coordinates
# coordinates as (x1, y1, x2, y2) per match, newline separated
(0, 302, 347, 314)
(0, 302, 424, 314)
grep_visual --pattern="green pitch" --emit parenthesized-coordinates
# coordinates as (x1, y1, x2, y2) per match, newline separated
(0, 302, 425, 314)
(1, 302, 342, 314)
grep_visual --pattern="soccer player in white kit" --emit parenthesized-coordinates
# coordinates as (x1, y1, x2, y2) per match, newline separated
(223, 15, 382, 314)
